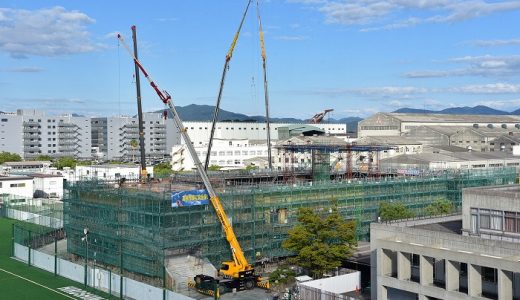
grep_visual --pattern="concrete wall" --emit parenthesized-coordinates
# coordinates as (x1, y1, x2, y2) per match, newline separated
(299, 271, 361, 294)
(13, 243, 194, 300)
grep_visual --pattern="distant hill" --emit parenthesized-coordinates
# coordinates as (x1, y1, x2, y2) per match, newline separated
(393, 105, 513, 115)
(156, 104, 352, 123)
(393, 108, 436, 114)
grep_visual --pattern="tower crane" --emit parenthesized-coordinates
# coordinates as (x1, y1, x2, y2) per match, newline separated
(310, 109, 334, 124)
(117, 28, 269, 296)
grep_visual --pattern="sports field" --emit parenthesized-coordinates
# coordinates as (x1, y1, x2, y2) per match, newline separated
(0, 217, 117, 300)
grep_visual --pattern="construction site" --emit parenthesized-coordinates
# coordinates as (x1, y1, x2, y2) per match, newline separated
(62, 167, 516, 286)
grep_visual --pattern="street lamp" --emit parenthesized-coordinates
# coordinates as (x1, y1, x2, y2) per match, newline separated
(82, 228, 89, 287)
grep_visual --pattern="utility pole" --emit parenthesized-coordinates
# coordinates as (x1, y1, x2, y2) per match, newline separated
(132, 25, 148, 182)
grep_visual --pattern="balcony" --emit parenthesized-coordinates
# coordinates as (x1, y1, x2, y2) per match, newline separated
(58, 140, 76, 146)
(23, 127, 41, 133)
(58, 128, 78, 134)
(23, 139, 39, 146)
(24, 146, 40, 151)
(59, 133, 78, 139)
(23, 121, 39, 126)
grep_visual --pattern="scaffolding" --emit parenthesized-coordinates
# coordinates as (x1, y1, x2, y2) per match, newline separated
(62, 168, 516, 279)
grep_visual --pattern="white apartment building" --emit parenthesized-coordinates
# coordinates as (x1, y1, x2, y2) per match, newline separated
(171, 138, 268, 171)
(0, 109, 91, 159)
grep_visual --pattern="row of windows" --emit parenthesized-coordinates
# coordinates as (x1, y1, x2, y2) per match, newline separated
(360, 126, 399, 130)
(0, 182, 27, 188)
(196, 150, 267, 157)
(471, 208, 520, 233)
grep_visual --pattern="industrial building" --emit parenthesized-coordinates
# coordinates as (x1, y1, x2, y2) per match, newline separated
(0, 109, 91, 159)
(179, 121, 347, 147)
(370, 185, 520, 300)
(358, 113, 520, 138)
(62, 168, 515, 285)
(380, 151, 520, 172)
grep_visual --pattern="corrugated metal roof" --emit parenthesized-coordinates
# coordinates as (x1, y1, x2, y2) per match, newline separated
(358, 136, 421, 145)
(385, 113, 520, 123)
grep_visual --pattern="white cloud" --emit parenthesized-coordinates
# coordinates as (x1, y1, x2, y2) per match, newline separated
(289, 1, 520, 31)
(406, 55, 520, 78)
(467, 38, 520, 47)
(274, 35, 308, 41)
(350, 86, 428, 95)
(0, 6, 101, 58)
(450, 83, 520, 94)
(3, 67, 44, 73)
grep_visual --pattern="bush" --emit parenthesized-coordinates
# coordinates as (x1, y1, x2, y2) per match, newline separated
(379, 202, 415, 221)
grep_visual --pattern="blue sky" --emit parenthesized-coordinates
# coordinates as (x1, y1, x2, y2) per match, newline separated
(1, 1, 520, 118)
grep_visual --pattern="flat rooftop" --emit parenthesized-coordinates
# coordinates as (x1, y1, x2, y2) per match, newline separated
(413, 219, 462, 234)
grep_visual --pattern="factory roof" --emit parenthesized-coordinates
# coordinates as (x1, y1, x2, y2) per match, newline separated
(381, 151, 518, 164)
(357, 136, 422, 145)
(383, 113, 520, 123)
(277, 135, 347, 146)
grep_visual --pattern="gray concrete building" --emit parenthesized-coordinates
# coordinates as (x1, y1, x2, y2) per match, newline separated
(359, 113, 520, 138)
(371, 185, 520, 300)
(105, 113, 178, 161)
(0, 109, 91, 159)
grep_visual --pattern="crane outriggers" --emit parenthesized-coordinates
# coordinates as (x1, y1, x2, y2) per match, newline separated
(117, 26, 270, 297)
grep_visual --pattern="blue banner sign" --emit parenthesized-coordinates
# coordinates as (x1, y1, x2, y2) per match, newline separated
(171, 189, 210, 207)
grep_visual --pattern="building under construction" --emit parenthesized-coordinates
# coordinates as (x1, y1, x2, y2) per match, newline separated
(63, 167, 516, 281)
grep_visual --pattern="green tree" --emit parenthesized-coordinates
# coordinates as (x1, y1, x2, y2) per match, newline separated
(269, 266, 296, 284)
(53, 156, 77, 170)
(282, 207, 357, 278)
(424, 199, 453, 216)
(245, 165, 258, 171)
(129, 139, 139, 162)
(154, 162, 173, 178)
(379, 202, 415, 222)
(207, 165, 222, 171)
(0, 151, 22, 164)
(34, 155, 53, 161)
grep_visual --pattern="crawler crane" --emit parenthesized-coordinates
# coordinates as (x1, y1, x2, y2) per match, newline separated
(117, 28, 269, 297)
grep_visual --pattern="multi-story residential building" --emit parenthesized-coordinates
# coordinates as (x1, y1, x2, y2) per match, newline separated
(370, 185, 520, 300)
(105, 113, 177, 161)
(0, 109, 91, 159)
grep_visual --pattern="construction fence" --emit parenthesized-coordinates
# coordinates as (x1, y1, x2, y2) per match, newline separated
(59, 168, 516, 280)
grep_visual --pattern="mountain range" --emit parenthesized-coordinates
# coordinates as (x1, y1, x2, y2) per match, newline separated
(156, 104, 363, 132)
(154, 104, 520, 133)
(393, 105, 520, 115)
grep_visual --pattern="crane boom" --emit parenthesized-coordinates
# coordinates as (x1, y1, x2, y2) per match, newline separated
(256, 0, 272, 170)
(117, 31, 252, 275)
(205, 0, 252, 171)
(131, 25, 148, 182)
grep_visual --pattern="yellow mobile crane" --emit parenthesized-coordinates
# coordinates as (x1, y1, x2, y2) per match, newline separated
(117, 28, 269, 297)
